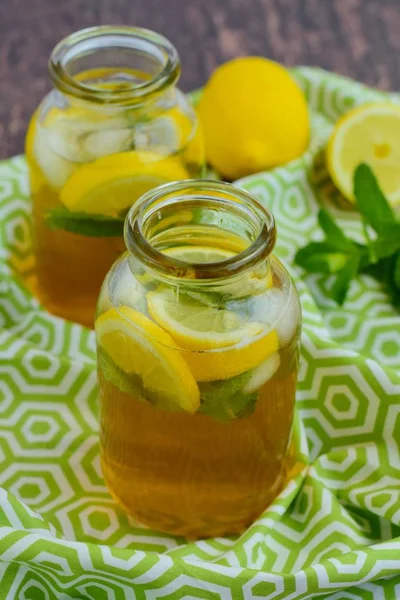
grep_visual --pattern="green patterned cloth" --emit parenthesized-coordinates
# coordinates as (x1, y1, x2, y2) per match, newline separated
(0, 67, 400, 599)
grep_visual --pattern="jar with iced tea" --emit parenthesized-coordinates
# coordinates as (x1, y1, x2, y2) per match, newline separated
(26, 26, 203, 327)
(95, 180, 301, 538)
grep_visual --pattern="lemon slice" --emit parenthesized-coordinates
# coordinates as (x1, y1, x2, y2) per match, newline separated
(164, 246, 236, 263)
(27, 105, 138, 189)
(146, 285, 278, 381)
(163, 245, 273, 296)
(184, 331, 279, 382)
(60, 151, 189, 217)
(96, 306, 200, 413)
(327, 103, 400, 206)
(147, 287, 263, 350)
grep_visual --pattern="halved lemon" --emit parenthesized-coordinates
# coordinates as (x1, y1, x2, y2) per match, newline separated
(96, 306, 200, 413)
(327, 103, 400, 206)
(60, 151, 189, 217)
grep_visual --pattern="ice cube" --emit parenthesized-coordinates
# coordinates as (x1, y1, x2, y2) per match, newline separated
(47, 119, 89, 163)
(34, 108, 135, 189)
(274, 286, 301, 345)
(111, 259, 147, 313)
(250, 286, 300, 345)
(34, 123, 78, 189)
(134, 117, 180, 155)
(82, 128, 134, 159)
(242, 353, 281, 393)
(48, 115, 132, 163)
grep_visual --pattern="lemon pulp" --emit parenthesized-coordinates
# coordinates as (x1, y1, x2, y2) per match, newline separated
(327, 103, 400, 206)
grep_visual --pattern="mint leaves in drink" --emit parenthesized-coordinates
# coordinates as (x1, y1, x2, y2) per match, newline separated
(46, 206, 125, 237)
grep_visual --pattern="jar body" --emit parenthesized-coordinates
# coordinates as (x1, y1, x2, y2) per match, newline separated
(95, 182, 301, 538)
(26, 27, 203, 327)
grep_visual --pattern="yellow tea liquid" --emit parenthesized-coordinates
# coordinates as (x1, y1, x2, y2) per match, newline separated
(96, 192, 301, 538)
(26, 69, 203, 327)
(99, 342, 297, 538)
(30, 183, 125, 326)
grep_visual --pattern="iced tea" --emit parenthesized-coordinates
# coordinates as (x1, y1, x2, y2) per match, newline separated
(95, 181, 301, 537)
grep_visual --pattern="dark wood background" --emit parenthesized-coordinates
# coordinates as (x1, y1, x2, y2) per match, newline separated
(1, 0, 399, 159)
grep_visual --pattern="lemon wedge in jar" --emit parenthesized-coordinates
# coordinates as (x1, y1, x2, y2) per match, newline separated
(327, 103, 400, 206)
(60, 151, 189, 217)
(96, 306, 200, 413)
(184, 332, 279, 382)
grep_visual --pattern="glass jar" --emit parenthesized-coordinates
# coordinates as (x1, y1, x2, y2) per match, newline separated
(95, 180, 301, 538)
(26, 26, 204, 328)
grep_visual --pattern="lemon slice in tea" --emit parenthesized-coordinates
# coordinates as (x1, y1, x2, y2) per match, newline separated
(146, 286, 278, 381)
(147, 286, 263, 350)
(60, 151, 189, 217)
(27, 105, 138, 189)
(164, 245, 236, 264)
(184, 330, 279, 382)
(96, 306, 200, 412)
(163, 245, 273, 298)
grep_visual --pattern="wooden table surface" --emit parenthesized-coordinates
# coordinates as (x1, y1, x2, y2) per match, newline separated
(1, 0, 399, 159)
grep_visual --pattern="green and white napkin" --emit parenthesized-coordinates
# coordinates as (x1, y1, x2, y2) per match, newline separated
(0, 67, 399, 599)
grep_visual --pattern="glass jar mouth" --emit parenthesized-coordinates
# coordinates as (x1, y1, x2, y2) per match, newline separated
(49, 25, 180, 105)
(124, 180, 276, 281)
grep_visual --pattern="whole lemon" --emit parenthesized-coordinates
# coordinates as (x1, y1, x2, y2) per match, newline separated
(198, 57, 310, 179)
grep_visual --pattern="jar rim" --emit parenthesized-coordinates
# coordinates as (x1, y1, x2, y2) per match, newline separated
(124, 180, 276, 281)
(48, 25, 180, 105)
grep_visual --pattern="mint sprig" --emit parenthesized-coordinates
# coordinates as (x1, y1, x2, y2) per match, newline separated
(46, 206, 125, 237)
(295, 163, 400, 305)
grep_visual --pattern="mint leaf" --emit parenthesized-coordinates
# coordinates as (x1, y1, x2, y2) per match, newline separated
(295, 242, 351, 273)
(296, 165, 400, 309)
(199, 371, 258, 421)
(295, 207, 364, 305)
(318, 209, 354, 250)
(368, 227, 400, 261)
(354, 164, 396, 234)
(330, 251, 361, 305)
(363, 254, 400, 308)
(229, 391, 258, 418)
(376, 220, 400, 239)
(394, 252, 400, 290)
(98, 348, 185, 412)
(98, 348, 145, 398)
(46, 207, 124, 237)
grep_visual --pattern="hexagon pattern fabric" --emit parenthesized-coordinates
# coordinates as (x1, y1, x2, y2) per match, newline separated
(0, 68, 400, 599)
